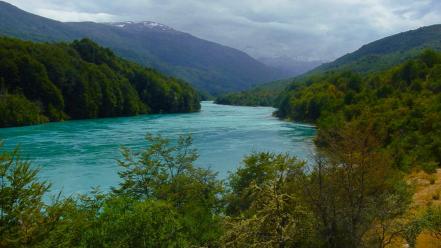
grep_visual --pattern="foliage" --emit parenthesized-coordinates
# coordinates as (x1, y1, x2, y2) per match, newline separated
(0, 144, 50, 247)
(0, 134, 224, 247)
(0, 130, 423, 247)
(421, 206, 441, 240)
(0, 93, 48, 127)
(0, 1, 282, 95)
(215, 88, 280, 107)
(302, 122, 412, 248)
(278, 49, 441, 171)
(215, 78, 295, 107)
(84, 197, 190, 248)
(223, 153, 317, 248)
(222, 124, 413, 248)
(113, 133, 224, 246)
(0, 37, 200, 127)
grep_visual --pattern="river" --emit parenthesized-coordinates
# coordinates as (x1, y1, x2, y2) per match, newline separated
(0, 102, 315, 195)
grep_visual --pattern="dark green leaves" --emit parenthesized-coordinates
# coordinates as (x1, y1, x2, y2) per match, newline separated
(0, 37, 200, 128)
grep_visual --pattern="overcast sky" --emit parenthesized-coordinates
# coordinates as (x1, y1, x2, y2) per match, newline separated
(4, 0, 441, 61)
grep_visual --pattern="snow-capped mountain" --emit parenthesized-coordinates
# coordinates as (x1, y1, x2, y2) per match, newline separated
(109, 21, 174, 32)
(0, 1, 286, 94)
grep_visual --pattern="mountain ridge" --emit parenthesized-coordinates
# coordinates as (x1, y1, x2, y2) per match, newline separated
(215, 24, 441, 107)
(310, 24, 441, 74)
(0, 1, 285, 94)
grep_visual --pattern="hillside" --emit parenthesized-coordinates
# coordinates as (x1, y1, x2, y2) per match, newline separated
(310, 24, 441, 74)
(215, 78, 293, 106)
(0, 1, 284, 94)
(0, 37, 200, 127)
(217, 24, 441, 107)
(258, 56, 323, 78)
(277, 49, 441, 171)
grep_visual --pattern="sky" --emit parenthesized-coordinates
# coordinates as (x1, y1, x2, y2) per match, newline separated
(4, 0, 441, 61)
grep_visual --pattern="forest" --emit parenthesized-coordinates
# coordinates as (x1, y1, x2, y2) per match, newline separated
(215, 90, 276, 107)
(0, 37, 201, 128)
(277, 50, 441, 173)
(214, 78, 291, 107)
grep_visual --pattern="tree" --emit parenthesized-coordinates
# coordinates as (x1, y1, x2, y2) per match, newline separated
(0, 144, 50, 246)
(223, 153, 318, 248)
(422, 206, 441, 241)
(84, 197, 189, 248)
(113, 133, 223, 246)
(302, 121, 412, 248)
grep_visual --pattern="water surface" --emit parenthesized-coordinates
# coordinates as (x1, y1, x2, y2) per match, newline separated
(0, 102, 315, 195)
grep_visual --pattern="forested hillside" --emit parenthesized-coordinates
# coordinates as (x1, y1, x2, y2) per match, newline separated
(215, 77, 297, 107)
(0, 37, 200, 127)
(0, 1, 284, 94)
(311, 24, 441, 74)
(216, 24, 441, 107)
(277, 50, 441, 172)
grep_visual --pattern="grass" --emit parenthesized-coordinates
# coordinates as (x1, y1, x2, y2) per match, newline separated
(410, 169, 441, 248)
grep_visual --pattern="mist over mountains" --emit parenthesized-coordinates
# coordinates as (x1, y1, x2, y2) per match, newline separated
(0, 1, 307, 94)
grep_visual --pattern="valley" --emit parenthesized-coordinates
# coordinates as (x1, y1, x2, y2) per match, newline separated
(1, 1, 441, 247)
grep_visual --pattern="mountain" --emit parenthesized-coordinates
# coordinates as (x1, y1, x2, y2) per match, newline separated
(0, 37, 200, 128)
(217, 24, 441, 107)
(0, 1, 284, 94)
(310, 24, 441, 74)
(258, 56, 323, 77)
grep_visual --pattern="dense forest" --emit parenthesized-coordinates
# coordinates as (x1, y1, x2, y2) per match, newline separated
(277, 50, 441, 172)
(215, 89, 277, 107)
(215, 78, 293, 107)
(0, 37, 200, 128)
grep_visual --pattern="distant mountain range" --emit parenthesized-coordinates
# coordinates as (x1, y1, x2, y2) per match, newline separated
(0, 1, 293, 94)
(258, 56, 324, 77)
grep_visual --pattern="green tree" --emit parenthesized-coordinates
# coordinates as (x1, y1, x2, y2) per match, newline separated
(0, 144, 50, 246)
(83, 197, 189, 248)
(302, 122, 412, 248)
(223, 153, 318, 248)
(113, 133, 223, 246)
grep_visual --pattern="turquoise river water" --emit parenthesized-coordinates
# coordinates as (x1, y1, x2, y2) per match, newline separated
(0, 102, 315, 195)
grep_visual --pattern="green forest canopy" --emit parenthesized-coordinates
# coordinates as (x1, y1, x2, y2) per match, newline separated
(277, 50, 441, 172)
(0, 37, 201, 128)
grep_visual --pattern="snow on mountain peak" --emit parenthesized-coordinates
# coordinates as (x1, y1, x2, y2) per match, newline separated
(109, 21, 173, 31)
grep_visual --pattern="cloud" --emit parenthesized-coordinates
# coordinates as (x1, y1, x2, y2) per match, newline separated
(4, 0, 441, 60)
(34, 8, 116, 22)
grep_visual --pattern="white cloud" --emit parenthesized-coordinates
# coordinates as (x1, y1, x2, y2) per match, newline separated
(3, 0, 441, 60)
(34, 8, 116, 22)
